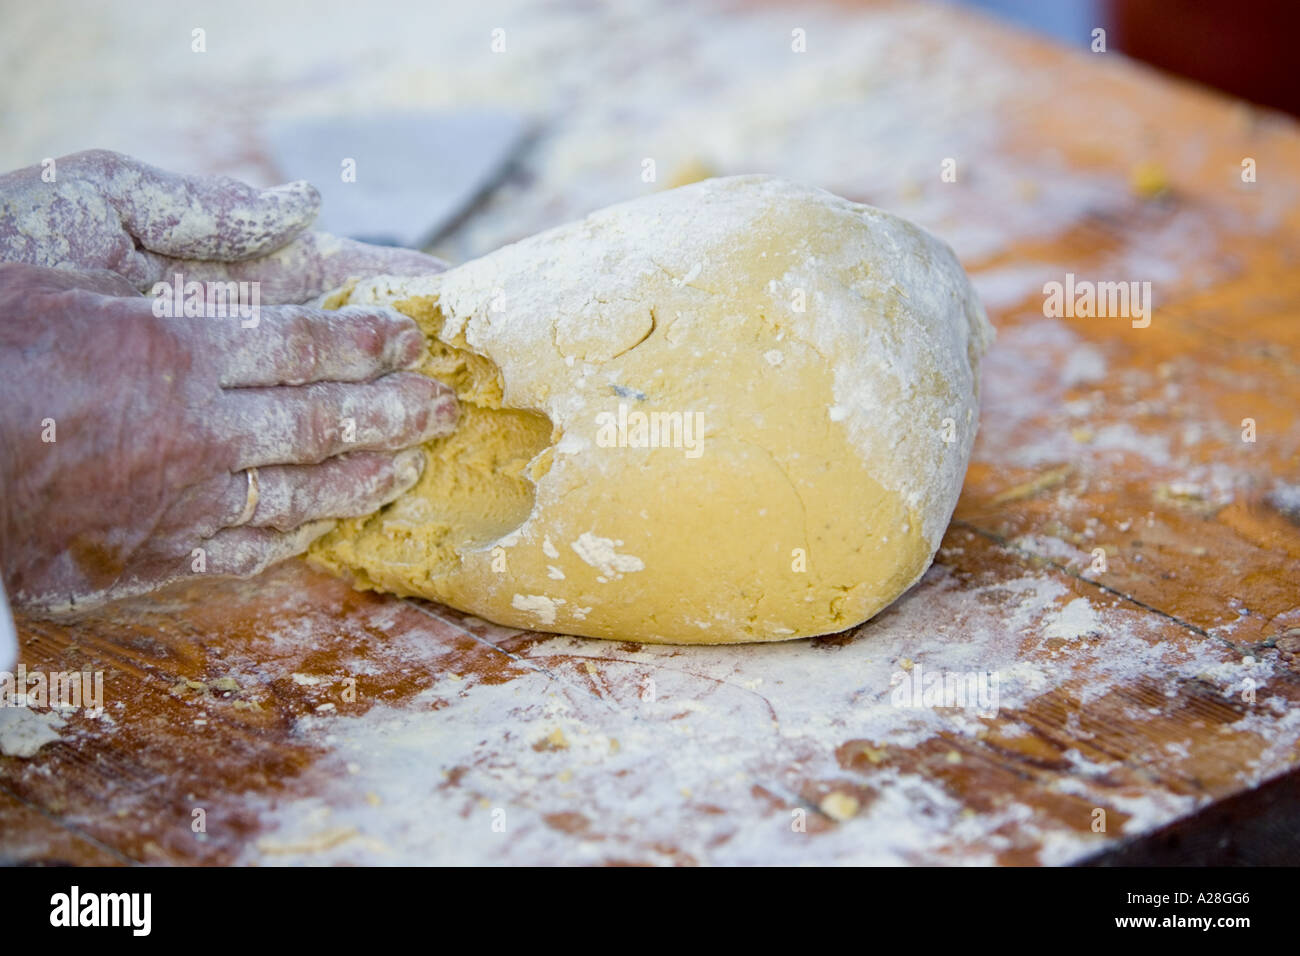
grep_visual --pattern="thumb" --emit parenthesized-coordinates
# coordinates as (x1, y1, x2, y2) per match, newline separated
(67, 149, 321, 262)
(156, 232, 449, 305)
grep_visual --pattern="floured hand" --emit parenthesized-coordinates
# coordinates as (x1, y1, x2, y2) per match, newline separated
(0, 149, 444, 302)
(0, 151, 461, 607)
(0, 263, 456, 608)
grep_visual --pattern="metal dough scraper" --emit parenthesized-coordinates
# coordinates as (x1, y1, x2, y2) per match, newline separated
(264, 110, 531, 249)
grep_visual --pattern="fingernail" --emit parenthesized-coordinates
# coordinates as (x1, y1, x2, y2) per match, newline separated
(419, 392, 459, 441)
(394, 327, 427, 368)
(270, 179, 321, 209)
(393, 448, 426, 489)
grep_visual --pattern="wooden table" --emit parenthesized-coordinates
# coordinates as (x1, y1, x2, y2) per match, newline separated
(1, 0, 1297, 865)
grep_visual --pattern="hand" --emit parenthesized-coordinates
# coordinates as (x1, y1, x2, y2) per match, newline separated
(0, 150, 460, 609)
(0, 149, 442, 302)
(0, 263, 457, 609)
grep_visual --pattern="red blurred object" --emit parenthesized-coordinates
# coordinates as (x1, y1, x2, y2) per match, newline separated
(1109, 0, 1300, 118)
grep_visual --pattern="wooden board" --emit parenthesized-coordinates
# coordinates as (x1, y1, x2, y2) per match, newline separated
(1, 0, 1298, 864)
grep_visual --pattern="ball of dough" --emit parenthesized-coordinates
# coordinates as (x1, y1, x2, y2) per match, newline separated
(309, 175, 992, 644)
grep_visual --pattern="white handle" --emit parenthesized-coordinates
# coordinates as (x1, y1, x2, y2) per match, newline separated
(0, 582, 16, 672)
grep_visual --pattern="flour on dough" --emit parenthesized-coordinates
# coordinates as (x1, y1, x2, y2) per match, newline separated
(310, 175, 992, 644)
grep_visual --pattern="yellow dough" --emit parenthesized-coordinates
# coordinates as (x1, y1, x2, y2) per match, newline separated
(308, 176, 992, 644)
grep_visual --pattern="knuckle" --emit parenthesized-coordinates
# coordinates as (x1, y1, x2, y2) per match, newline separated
(350, 318, 387, 361)
(277, 480, 311, 532)
(304, 392, 341, 459)
(283, 313, 319, 383)
(72, 148, 124, 169)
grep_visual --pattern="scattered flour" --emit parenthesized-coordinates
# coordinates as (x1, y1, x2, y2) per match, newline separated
(239, 559, 1284, 865)
(1043, 598, 1103, 641)
(0, 707, 66, 758)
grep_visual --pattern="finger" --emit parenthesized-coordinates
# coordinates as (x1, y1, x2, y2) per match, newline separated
(206, 450, 425, 533)
(154, 232, 448, 305)
(95, 517, 335, 604)
(199, 519, 337, 578)
(115, 246, 170, 291)
(1, 262, 142, 299)
(66, 149, 320, 262)
(155, 450, 424, 539)
(219, 373, 458, 470)
(190, 304, 427, 387)
(61, 267, 152, 299)
(0, 168, 171, 289)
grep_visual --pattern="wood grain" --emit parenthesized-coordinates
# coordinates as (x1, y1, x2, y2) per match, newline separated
(1, 0, 1298, 864)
